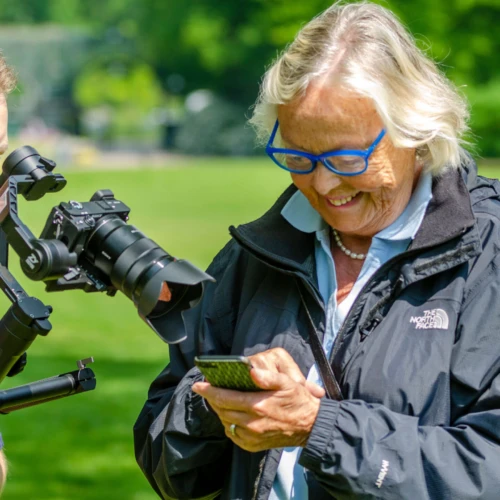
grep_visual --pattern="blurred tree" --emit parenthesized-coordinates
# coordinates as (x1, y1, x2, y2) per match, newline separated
(94, 0, 500, 154)
(74, 61, 165, 147)
(389, 0, 500, 155)
(0, 0, 498, 154)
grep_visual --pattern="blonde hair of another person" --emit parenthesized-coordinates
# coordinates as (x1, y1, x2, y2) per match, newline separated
(0, 450, 6, 495)
(250, 1, 470, 174)
(0, 50, 15, 495)
(0, 53, 15, 95)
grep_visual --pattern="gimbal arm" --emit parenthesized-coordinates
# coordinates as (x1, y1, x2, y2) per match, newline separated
(0, 243, 97, 411)
(0, 172, 68, 384)
(0, 175, 78, 282)
(0, 255, 96, 411)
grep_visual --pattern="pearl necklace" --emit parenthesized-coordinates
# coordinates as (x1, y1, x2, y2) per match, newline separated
(331, 229, 366, 260)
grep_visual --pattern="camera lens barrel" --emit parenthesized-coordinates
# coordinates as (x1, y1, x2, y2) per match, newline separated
(86, 215, 196, 317)
(83, 213, 214, 343)
(86, 215, 171, 304)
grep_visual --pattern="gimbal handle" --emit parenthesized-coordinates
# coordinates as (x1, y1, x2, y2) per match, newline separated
(0, 358, 96, 414)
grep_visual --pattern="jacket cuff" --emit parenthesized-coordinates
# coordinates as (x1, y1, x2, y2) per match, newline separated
(299, 398, 340, 469)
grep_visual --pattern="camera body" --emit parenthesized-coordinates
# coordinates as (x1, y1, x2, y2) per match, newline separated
(42, 190, 130, 256)
(38, 189, 131, 294)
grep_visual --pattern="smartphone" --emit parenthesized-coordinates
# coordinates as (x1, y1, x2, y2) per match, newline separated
(194, 355, 262, 392)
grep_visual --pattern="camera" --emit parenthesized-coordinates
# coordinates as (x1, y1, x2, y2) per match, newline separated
(36, 188, 208, 334)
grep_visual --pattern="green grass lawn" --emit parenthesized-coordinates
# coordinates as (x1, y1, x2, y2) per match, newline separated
(0, 157, 498, 499)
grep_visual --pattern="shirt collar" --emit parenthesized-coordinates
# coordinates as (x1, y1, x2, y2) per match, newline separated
(280, 189, 326, 233)
(281, 171, 433, 241)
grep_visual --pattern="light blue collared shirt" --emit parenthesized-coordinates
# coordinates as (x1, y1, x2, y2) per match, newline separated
(270, 172, 433, 500)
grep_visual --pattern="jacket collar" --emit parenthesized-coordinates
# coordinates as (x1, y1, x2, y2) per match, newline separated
(410, 166, 475, 250)
(230, 184, 316, 276)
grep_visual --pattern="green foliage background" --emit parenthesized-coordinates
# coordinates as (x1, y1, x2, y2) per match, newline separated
(0, 0, 498, 154)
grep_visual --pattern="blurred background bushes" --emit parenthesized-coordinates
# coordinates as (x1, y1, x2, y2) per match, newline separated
(74, 62, 165, 148)
(176, 95, 258, 156)
(0, 0, 498, 156)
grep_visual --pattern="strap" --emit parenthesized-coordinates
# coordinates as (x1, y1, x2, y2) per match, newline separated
(297, 282, 343, 401)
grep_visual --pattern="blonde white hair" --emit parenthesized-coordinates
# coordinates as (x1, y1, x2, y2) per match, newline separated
(250, 1, 470, 174)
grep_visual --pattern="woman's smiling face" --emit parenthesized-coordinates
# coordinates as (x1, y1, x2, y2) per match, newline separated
(277, 83, 421, 238)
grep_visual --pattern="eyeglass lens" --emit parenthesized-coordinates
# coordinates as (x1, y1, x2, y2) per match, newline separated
(271, 152, 366, 173)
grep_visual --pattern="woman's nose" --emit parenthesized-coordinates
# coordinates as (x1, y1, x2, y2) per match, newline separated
(311, 163, 343, 195)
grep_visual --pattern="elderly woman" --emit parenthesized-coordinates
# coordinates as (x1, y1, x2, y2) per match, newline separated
(134, 2, 500, 499)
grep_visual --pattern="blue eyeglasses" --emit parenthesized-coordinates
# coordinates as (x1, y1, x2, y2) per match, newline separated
(265, 119, 386, 176)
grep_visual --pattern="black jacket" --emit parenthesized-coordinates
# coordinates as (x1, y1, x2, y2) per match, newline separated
(134, 157, 500, 499)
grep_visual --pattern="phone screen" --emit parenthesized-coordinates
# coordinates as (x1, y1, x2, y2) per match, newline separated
(194, 356, 262, 391)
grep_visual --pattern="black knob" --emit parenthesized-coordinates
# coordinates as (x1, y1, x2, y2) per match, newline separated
(39, 156, 56, 172)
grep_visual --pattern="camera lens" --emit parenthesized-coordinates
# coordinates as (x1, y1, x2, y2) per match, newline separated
(84, 214, 211, 340)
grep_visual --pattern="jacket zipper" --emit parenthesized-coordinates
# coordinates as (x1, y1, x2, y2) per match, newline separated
(359, 314, 382, 341)
(231, 229, 477, 374)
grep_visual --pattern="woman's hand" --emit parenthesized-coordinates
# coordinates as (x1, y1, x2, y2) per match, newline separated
(248, 348, 325, 398)
(192, 348, 325, 452)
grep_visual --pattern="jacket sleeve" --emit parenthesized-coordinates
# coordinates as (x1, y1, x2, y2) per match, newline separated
(299, 256, 500, 500)
(133, 241, 244, 499)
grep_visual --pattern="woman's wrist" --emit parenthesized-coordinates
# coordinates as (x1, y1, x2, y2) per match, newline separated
(297, 394, 322, 447)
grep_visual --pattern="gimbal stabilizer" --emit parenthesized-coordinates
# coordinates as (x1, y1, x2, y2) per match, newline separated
(0, 146, 213, 413)
(0, 152, 96, 412)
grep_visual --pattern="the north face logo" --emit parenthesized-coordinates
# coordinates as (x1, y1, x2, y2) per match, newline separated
(410, 309, 449, 329)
